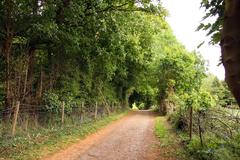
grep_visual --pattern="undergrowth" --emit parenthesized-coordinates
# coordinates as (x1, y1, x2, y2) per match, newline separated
(179, 132, 240, 160)
(169, 109, 240, 160)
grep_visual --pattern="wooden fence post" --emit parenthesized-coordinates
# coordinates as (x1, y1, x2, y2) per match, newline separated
(94, 102, 98, 120)
(61, 101, 65, 124)
(12, 101, 20, 136)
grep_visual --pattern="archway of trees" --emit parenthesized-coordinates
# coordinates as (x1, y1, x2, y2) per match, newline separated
(0, 0, 238, 116)
(0, 0, 240, 159)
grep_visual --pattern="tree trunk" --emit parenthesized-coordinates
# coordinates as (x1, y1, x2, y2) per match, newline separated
(27, 47, 36, 82)
(189, 106, 193, 140)
(36, 68, 44, 101)
(2, 36, 13, 113)
(221, 0, 240, 105)
(22, 60, 28, 99)
(1, 0, 14, 118)
(159, 100, 167, 116)
(26, 46, 36, 103)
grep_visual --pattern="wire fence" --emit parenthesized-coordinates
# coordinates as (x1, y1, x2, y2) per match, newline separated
(191, 107, 240, 144)
(0, 101, 123, 138)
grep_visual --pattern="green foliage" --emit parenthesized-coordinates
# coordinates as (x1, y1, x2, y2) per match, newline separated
(43, 92, 62, 114)
(131, 103, 139, 111)
(155, 46, 207, 114)
(186, 134, 240, 160)
(169, 108, 188, 131)
(170, 84, 239, 160)
(0, 0, 168, 113)
(1, 1, 238, 160)
(197, 90, 216, 111)
(153, 25, 207, 105)
(168, 89, 215, 129)
(199, 0, 224, 44)
(138, 103, 145, 110)
(149, 105, 159, 112)
(131, 102, 145, 110)
(43, 91, 78, 114)
(201, 75, 236, 107)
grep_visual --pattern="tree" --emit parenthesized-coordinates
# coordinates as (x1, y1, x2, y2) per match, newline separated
(0, 0, 168, 116)
(201, 74, 236, 107)
(156, 48, 206, 115)
(220, 0, 240, 105)
(200, 0, 240, 106)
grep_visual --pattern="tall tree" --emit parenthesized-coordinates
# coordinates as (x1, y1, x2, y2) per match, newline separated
(220, 0, 240, 105)
(200, 0, 240, 105)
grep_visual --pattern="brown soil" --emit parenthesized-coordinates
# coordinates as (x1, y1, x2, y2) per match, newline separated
(42, 111, 177, 160)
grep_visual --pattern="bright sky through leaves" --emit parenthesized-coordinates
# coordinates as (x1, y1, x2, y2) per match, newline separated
(160, 0, 225, 80)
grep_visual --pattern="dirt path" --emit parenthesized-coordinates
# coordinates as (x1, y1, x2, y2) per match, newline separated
(43, 111, 161, 160)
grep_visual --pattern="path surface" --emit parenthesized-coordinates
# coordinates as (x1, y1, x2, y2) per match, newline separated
(43, 111, 161, 160)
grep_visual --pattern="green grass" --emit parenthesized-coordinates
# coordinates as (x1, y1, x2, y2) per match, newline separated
(0, 110, 129, 160)
(154, 117, 172, 147)
(155, 118, 167, 137)
(154, 116, 187, 159)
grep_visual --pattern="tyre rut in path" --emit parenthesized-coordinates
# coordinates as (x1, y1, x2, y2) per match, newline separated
(43, 111, 160, 160)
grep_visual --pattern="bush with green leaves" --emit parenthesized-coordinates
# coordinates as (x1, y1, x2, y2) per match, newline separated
(201, 75, 236, 107)
(169, 87, 240, 160)
(186, 133, 240, 160)
(169, 108, 188, 131)
(131, 103, 139, 111)
(43, 92, 62, 114)
(138, 103, 145, 110)
(43, 91, 77, 114)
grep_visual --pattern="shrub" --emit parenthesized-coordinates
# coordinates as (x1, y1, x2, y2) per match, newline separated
(186, 134, 240, 160)
(131, 103, 139, 111)
(43, 91, 77, 114)
(186, 137, 213, 160)
(43, 91, 62, 114)
(138, 103, 145, 110)
(150, 105, 159, 112)
(213, 148, 238, 160)
(169, 110, 188, 131)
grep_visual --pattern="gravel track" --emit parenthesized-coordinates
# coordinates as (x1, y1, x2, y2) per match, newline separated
(43, 111, 160, 160)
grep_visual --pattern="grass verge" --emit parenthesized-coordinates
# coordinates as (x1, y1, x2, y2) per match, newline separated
(0, 110, 129, 160)
(154, 116, 187, 159)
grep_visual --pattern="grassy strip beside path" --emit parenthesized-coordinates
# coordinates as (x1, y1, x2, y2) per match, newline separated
(0, 110, 129, 160)
(154, 116, 187, 160)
